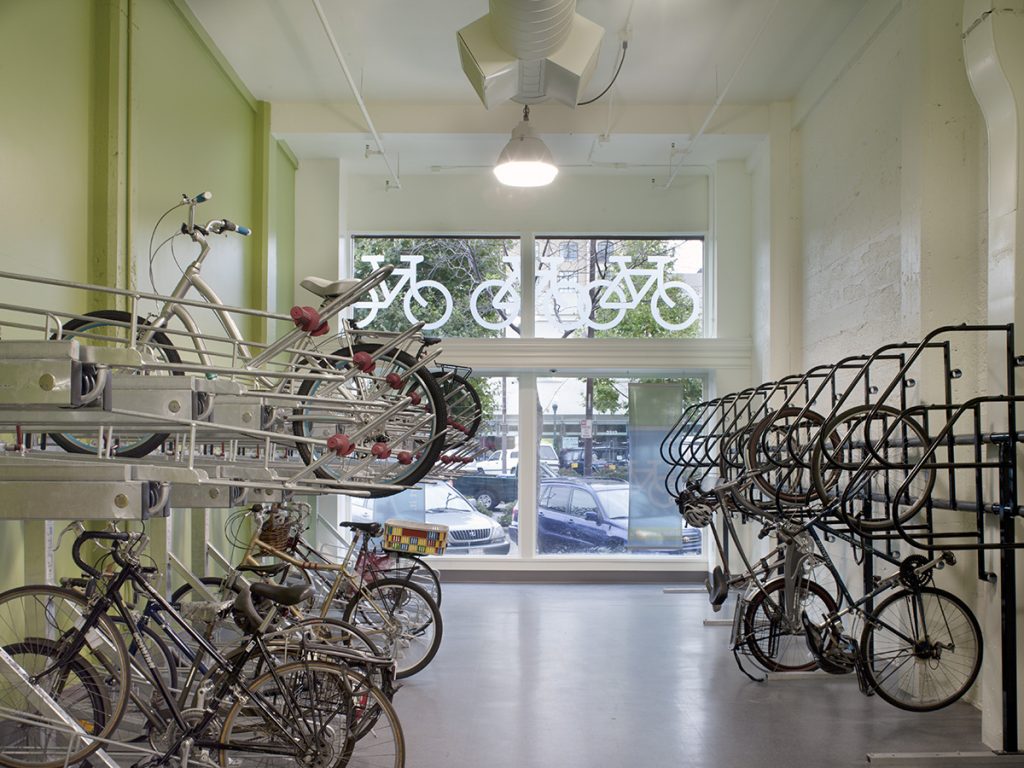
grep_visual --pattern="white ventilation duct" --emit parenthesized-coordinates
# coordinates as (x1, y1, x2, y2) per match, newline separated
(457, 0, 604, 109)
(489, 0, 576, 60)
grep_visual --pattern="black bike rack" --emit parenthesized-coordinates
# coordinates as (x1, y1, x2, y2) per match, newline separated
(666, 323, 1024, 761)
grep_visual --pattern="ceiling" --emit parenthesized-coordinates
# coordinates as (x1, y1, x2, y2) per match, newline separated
(185, 0, 868, 179)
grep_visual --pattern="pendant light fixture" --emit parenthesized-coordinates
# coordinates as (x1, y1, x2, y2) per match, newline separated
(493, 105, 558, 187)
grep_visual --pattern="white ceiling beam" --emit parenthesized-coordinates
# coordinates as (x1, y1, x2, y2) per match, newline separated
(271, 102, 771, 136)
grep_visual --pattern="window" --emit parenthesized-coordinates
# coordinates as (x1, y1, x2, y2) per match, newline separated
(341, 232, 715, 567)
(534, 375, 705, 557)
(535, 237, 705, 339)
(351, 236, 520, 337)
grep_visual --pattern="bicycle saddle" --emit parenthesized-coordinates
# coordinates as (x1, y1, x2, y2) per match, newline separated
(301, 275, 363, 299)
(232, 581, 314, 633)
(340, 521, 384, 536)
(250, 582, 314, 607)
(706, 566, 729, 612)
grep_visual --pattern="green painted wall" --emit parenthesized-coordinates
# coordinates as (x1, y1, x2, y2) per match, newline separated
(0, 0, 297, 592)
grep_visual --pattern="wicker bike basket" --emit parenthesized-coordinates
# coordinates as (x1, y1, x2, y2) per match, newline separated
(259, 515, 300, 552)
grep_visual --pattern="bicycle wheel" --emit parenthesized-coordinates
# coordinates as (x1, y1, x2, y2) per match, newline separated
(218, 660, 403, 768)
(811, 405, 935, 530)
(651, 280, 701, 332)
(584, 279, 628, 331)
(469, 280, 518, 330)
(436, 371, 482, 448)
(743, 578, 838, 672)
(747, 408, 833, 506)
(364, 550, 442, 607)
(293, 343, 446, 497)
(50, 310, 182, 458)
(342, 578, 442, 679)
(403, 279, 452, 329)
(860, 587, 981, 712)
(0, 585, 130, 768)
(0, 639, 109, 768)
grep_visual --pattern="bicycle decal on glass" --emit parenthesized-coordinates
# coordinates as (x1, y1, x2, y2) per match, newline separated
(471, 254, 590, 334)
(354, 253, 454, 330)
(587, 251, 701, 332)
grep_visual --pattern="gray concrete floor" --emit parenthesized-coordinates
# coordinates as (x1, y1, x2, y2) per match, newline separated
(394, 583, 987, 768)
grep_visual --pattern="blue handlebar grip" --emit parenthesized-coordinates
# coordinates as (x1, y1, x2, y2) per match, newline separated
(237, 225, 252, 236)
(195, 191, 212, 203)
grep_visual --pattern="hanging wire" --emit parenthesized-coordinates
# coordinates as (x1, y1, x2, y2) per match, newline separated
(578, 40, 627, 106)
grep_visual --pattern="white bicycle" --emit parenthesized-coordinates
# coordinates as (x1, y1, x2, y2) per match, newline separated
(470, 255, 590, 333)
(354, 253, 453, 330)
(586, 252, 701, 332)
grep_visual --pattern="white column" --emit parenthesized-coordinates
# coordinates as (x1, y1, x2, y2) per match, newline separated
(963, 0, 1024, 750)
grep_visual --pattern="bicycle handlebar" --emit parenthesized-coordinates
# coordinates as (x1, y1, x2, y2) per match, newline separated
(72, 530, 135, 578)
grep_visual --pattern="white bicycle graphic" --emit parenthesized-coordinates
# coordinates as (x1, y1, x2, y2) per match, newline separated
(471, 255, 591, 333)
(353, 253, 453, 330)
(587, 252, 701, 332)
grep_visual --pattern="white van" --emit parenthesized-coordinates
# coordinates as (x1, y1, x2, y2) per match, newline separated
(474, 445, 559, 474)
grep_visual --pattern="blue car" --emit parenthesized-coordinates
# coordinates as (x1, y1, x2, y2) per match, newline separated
(510, 478, 702, 555)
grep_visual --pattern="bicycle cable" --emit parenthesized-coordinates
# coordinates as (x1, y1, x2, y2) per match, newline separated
(147, 199, 187, 295)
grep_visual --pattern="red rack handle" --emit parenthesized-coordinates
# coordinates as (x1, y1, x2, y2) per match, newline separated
(326, 433, 355, 457)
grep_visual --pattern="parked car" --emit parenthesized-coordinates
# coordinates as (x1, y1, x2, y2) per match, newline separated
(559, 446, 627, 475)
(508, 477, 702, 555)
(453, 462, 558, 509)
(349, 480, 510, 555)
(473, 444, 559, 474)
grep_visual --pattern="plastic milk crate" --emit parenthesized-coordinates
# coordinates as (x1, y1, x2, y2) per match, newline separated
(382, 519, 449, 556)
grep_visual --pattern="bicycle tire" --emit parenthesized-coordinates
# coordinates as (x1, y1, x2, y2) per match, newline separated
(859, 586, 981, 712)
(651, 280, 701, 332)
(436, 371, 483, 449)
(746, 407, 833, 506)
(218, 660, 404, 768)
(293, 343, 446, 496)
(742, 578, 838, 672)
(0, 638, 111, 768)
(0, 585, 130, 768)
(342, 577, 442, 679)
(50, 310, 182, 458)
(370, 551, 442, 607)
(810, 404, 935, 531)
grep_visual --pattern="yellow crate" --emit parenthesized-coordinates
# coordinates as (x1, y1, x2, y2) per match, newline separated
(382, 518, 449, 556)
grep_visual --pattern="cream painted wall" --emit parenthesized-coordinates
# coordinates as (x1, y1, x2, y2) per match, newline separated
(0, 1, 93, 319)
(344, 172, 709, 238)
(793, 0, 994, 720)
(0, 0, 297, 593)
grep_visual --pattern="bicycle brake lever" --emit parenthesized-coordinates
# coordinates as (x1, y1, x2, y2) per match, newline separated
(55, 521, 86, 551)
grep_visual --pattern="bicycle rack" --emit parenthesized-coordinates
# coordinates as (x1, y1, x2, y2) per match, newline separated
(665, 323, 1024, 761)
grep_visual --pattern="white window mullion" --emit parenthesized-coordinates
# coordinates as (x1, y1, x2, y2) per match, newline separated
(520, 233, 536, 339)
(517, 373, 538, 560)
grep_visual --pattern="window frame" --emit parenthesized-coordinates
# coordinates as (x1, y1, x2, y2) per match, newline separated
(339, 230, 726, 573)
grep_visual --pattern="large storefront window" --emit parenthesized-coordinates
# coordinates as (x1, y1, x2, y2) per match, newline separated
(341, 231, 714, 565)
(521, 375, 706, 557)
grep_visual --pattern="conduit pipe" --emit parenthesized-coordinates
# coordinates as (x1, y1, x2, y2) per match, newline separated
(664, 0, 781, 189)
(311, 0, 401, 189)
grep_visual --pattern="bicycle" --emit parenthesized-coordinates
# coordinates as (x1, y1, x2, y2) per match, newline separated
(353, 253, 453, 330)
(586, 250, 701, 332)
(51, 192, 448, 495)
(470, 253, 591, 333)
(0, 529, 404, 768)
(803, 549, 982, 712)
(219, 503, 443, 678)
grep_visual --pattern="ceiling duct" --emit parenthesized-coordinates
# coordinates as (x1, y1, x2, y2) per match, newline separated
(457, 0, 604, 109)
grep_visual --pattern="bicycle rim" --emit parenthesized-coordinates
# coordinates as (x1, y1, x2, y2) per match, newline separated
(860, 587, 981, 711)
(743, 579, 838, 672)
(0, 586, 129, 768)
